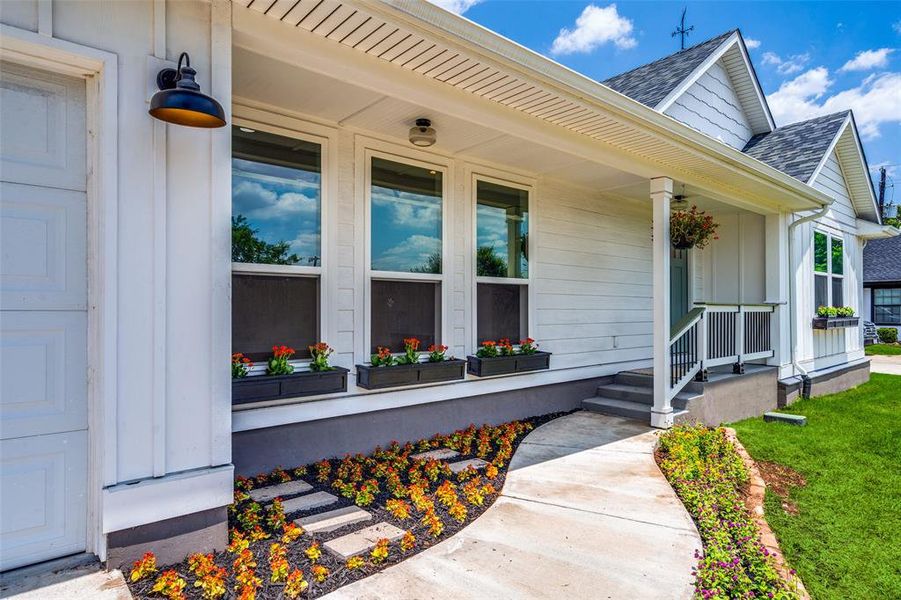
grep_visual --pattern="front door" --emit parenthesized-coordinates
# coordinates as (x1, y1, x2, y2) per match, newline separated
(0, 61, 88, 571)
(671, 248, 690, 324)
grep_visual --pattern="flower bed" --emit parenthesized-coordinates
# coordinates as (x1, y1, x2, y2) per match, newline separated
(126, 413, 563, 600)
(656, 424, 800, 600)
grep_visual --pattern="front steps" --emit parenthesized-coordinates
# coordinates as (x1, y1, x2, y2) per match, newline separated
(582, 370, 698, 423)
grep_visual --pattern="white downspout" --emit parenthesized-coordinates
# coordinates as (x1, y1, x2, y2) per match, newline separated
(787, 203, 832, 394)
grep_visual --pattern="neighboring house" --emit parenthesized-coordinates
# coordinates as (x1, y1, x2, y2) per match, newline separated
(1, 0, 897, 574)
(863, 235, 901, 336)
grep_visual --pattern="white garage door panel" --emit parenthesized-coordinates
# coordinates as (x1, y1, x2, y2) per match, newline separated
(1, 182, 87, 310)
(0, 431, 87, 571)
(1, 311, 87, 440)
(0, 60, 86, 192)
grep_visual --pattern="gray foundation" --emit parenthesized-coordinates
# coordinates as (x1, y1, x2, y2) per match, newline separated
(682, 365, 779, 426)
(778, 359, 870, 406)
(233, 376, 602, 476)
(105, 507, 228, 570)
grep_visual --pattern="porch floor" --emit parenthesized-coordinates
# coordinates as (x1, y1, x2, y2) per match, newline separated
(323, 412, 699, 600)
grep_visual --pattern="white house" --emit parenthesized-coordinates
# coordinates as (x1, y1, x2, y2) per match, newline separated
(1, 0, 897, 573)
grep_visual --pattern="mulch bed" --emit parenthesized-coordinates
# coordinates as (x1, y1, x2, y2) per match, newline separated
(127, 411, 567, 599)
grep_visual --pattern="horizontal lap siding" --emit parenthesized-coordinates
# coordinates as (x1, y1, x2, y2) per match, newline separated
(535, 181, 653, 367)
(664, 61, 753, 150)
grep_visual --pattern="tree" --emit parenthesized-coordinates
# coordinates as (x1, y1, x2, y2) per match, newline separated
(476, 245, 508, 277)
(232, 215, 300, 265)
(411, 251, 442, 274)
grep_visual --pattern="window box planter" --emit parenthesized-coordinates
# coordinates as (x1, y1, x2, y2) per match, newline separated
(232, 367, 349, 406)
(466, 351, 552, 377)
(355, 359, 466, 390)
(812, 316, 859, 330)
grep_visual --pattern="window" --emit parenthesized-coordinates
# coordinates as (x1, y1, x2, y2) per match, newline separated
(368, 155, 444, 352)
(813, 231, 844, 311)
(874, 288, 901, 325)
(232, 125, 323, 361)
(475, 178, 530, 344)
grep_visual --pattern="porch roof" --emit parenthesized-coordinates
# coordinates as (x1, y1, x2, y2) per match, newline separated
(233, 0, 832, 214)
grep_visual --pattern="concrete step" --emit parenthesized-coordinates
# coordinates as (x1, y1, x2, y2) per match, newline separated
(279, 491, 338, 514)
(582, 397, 652, 421)
(410, 448, 459, 461)
(447, 458, 488, 474)
(324, 522, 407, 560)
(614, 371, 703, 394)
(250, 480, 313, 503)
(595, 383, 654, 404)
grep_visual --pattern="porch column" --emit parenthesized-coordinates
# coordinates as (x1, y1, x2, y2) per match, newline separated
(765, 212, 790, 377)
(651, 177, 674, 428)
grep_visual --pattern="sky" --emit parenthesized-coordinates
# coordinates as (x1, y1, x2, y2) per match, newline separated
(430, 0, 900, 208)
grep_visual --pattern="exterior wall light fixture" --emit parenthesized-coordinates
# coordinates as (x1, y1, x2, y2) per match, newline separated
(149, 52, 226, 128)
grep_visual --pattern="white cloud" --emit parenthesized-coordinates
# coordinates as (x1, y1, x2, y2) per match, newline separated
(232, 179, 319, 221)
(428, 0, 482, 15)
(744, 38, 761, 50)
(767, 68, 901, 139)
(373, 235, 442, 272)
(870, 161, 898, 179)
(550, 4, 636, 55)
(372, 189, 441, 228)
(762, 51, 810, 75)
(840, 48, 894, 72)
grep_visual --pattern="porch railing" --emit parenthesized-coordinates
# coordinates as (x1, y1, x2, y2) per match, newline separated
(668, 303, 776, 400)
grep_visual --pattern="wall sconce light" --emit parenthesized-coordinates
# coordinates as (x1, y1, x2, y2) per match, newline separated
(409, 118, 437, 147)
(149, 52, 226, 128)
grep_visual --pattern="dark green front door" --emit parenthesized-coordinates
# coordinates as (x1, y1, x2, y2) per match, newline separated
(671, 249, 689, 324)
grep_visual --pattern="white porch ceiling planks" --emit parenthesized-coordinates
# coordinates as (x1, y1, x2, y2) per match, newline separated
(232, 0, 830, 212)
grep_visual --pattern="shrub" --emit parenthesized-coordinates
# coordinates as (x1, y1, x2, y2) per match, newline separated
(877, 327, 898, 344)
(657, 424, 799, 600)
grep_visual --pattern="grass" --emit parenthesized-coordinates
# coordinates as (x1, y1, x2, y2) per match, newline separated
(731, 374, 901, 600)
(864, 343, 901, 356)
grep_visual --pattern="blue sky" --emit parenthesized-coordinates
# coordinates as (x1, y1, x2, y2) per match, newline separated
(432, 1, 900, 207)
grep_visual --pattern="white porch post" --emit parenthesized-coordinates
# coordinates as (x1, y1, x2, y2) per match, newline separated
(651, 177, 673, 429)
(765, 212, 790, 377)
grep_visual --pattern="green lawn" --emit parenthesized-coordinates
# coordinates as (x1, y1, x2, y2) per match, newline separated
(865, 343, 901, 356)
(731, 374, 901, 600)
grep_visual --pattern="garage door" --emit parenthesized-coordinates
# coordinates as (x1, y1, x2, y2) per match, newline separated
(0, 60, 88, 571)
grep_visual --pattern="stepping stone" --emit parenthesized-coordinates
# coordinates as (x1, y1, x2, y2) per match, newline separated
(279, 491, 338, 514)
(324, 522, 407, 560)
(296, 506, 373, 534)
(763, 412, 807, 426)
(447, 458, 488, 474)
(249, 480, 313, 502)
(410, 448, 460, 461)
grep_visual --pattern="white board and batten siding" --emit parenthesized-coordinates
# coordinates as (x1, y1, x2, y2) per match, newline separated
(663, 60, 754, 150)
(793, 149, 864, 369)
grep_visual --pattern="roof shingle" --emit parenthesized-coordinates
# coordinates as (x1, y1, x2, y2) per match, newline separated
(863, 235, 901, 284)
(742, 111, 849, 182)
(602, 30, 735, 108)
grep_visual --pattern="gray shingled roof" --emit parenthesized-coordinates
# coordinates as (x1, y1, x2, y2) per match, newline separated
(864, 235, 901, 284)
(742, 111, 849, 182)
(602, 30, 736, 107)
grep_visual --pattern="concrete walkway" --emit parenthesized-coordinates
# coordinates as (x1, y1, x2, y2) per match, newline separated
(869, 354, 901, 375)
(325, 412, 701, 600)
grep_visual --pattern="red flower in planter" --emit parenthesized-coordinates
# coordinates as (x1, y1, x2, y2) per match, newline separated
(427, 344, 449, 362)
(519, 338, 539, 355)
(370, 346, 396, 367)
(498, 338, 514, 356)
(267, 345, 295, 376)
(232, 353, 253, 379)
(476, 340, 499, 358)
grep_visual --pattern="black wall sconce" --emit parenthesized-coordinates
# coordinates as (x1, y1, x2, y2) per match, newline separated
(149, 52, 226, 128)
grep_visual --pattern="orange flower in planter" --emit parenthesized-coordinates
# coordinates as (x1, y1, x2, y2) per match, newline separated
(519, 337, 538, 355)
(498, 338, 514, 356)
(476, 340, 498, 358)
(398, 338, 421, 365)
(232, 353, 253, 379)
(370, 346, 396, 367)
(267, 345, 295, 376)
(427, 344, 449, 362)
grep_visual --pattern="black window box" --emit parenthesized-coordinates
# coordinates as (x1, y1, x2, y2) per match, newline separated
(466, 352, 552, 377)
(812, 316, 859, 330)
(232, 366, 349, 406)
(355, 359, 466, 390)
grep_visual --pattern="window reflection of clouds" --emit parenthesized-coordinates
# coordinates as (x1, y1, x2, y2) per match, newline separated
(476, 181, 528, 278)
(370, 158, 443, 273)
(232, 157, 321, 264)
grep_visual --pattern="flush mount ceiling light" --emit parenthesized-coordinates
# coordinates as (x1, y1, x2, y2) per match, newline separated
(149, 52, 226, 128)
(409, 118, 436, 147)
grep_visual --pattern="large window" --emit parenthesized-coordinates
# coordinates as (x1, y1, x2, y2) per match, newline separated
(475, 178, 530, 343)
(232, 125, 323, 361)
(369, 155, 444, 353)
(874, 288, 901, 325)
(814, 231, 843, 310)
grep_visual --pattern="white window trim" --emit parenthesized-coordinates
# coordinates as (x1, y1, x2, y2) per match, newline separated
(360, 141, 452, 362)
(468, 168, 537, 352)
(813, 229, 844, 309)
(231, 109, 338, 370)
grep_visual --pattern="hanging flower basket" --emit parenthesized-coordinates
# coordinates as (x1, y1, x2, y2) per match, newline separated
(670, 205, 719, 250)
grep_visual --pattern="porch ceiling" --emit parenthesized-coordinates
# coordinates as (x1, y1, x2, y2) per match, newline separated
(232, 1, 831, 213)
